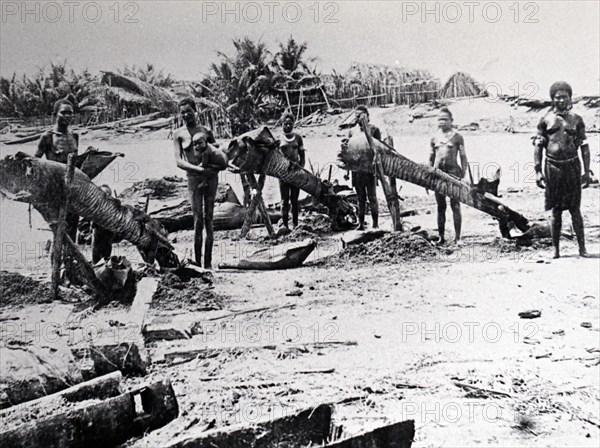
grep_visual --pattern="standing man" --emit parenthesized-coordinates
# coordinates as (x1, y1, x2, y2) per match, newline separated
(278, 113, 305, 229)
(429, 107, 468, 244)
(534, 81, 590, 258)
(36, 99, 79, 242)
(173, 98, 228, 269)
(346, 105, 381, 230)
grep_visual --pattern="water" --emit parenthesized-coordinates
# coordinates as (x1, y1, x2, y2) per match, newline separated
(2, 132, 598, 268)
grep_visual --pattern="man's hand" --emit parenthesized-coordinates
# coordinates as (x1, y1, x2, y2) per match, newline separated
(582, 171, 591, 189)
(535, 172, 545, 189)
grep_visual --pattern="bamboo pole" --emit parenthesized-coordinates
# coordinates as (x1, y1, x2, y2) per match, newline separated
(246, 173, 275, 237)
(240, 173, 271, 239)
(359, 116, 402, 231)
(51, 153, 76, 299)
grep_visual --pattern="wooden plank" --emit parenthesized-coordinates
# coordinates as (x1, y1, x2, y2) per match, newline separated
(51, 153, 76, 299)
(165, 403, 332, 448)
(128, 277, 159, 331)
(0, 372, 122, 427)
(0, 379, 178, 448)
(326, 420, 415, 448)
(246, 173, 275, 237)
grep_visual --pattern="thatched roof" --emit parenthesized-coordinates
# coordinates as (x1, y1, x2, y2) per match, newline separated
(344, 62, 438, 86)
(440, 72, 486, 99)
(100, 71, 177, 110)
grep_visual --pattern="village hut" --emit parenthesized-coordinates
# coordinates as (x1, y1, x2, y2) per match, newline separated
(323, 63, 441, 107)
(439, 72, 487, 99)
(98, 71, 177, 120)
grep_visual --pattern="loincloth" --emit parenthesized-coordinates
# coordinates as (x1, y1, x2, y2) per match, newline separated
(544, 156, 581, 211)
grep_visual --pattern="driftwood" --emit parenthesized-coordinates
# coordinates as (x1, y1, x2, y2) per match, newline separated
(0, 379, 178, 448)
(219, 239, 316, 270)
(0, 345, 84, 409)
(326, 419, 415, 447)
(51, 154, 75, 299)
(0, 154, 179, 268)
(0, 372, 123, 427)
(159, 341, 358, 365)
(339, 135, 530, 236)
(165, 403, 332, 448)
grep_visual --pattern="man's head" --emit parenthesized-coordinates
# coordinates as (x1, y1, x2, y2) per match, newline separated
(437, 107, 453, 131)
(178, 97, 197, 125)
(355, 105, 369, 122)
(53, 99, 74, 127)
(282, 113, 295, 134)
(549, 81, 572, 111)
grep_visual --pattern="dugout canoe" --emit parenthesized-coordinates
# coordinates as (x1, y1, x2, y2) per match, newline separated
(219, 239, 316, 270)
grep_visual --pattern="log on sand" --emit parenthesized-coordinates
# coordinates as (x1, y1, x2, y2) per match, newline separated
(326, 419, 415, 448)
(0, 379, 178, 448)
(0, 372, 123, 427)
(0, 153, 179, 268)
(338, 134, 530, 236)
(165, 403, 332, 448)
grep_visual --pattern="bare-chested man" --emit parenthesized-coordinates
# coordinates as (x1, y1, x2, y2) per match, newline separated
(429, 107, 468, 244)
(35, 99, 79, 241)
(279, 113, 305, 228)
(173, 98, 227, 269)
(534, 81, 590, 258)
(346, 105, 381, 230)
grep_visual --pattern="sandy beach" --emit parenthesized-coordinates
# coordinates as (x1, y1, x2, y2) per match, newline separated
(1, 99, 599, 447)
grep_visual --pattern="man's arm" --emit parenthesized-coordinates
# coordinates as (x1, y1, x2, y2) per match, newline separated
(428, 138, 436, 167)
(172, 133, 208, 175)
(35, 133, 49, 158)
(533, 118, 547, 188)
(457, 135, 468, 179)
(297, 135, 306, 167)
(578, 117, 591, 187)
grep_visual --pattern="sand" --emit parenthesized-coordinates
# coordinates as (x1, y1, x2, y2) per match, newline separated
(1, 101, 599, 446)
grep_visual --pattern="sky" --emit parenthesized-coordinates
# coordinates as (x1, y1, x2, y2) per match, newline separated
(1, 1, 599, 97)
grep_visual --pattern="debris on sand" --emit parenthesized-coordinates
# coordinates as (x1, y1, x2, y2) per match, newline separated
(0, 271, 88, 308)
(119, 176, 185, 200)
(326, 232, 440, 265)
(518, 310, 542, 319)
(152, 273, 227, 312)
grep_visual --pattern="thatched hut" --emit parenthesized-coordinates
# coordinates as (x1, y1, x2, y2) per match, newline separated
(171, 81, 232, 138)
(440, 72, 487, 99)
(323, 63, 441, 107)
(99, 71, 177, 119)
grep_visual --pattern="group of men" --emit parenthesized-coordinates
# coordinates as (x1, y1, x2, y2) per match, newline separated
(35, 80, 591, 271)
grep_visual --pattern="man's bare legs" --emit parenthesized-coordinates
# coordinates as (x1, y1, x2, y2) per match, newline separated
(550, 208, 562, 259)
(450, 198, 462, 242)
(569, 205, 587, 257)
(435, 193, 447, 243)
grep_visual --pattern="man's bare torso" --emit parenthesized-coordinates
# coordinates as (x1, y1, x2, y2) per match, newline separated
(431, 130, 464, 173)
(538, 111, 586, 159)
